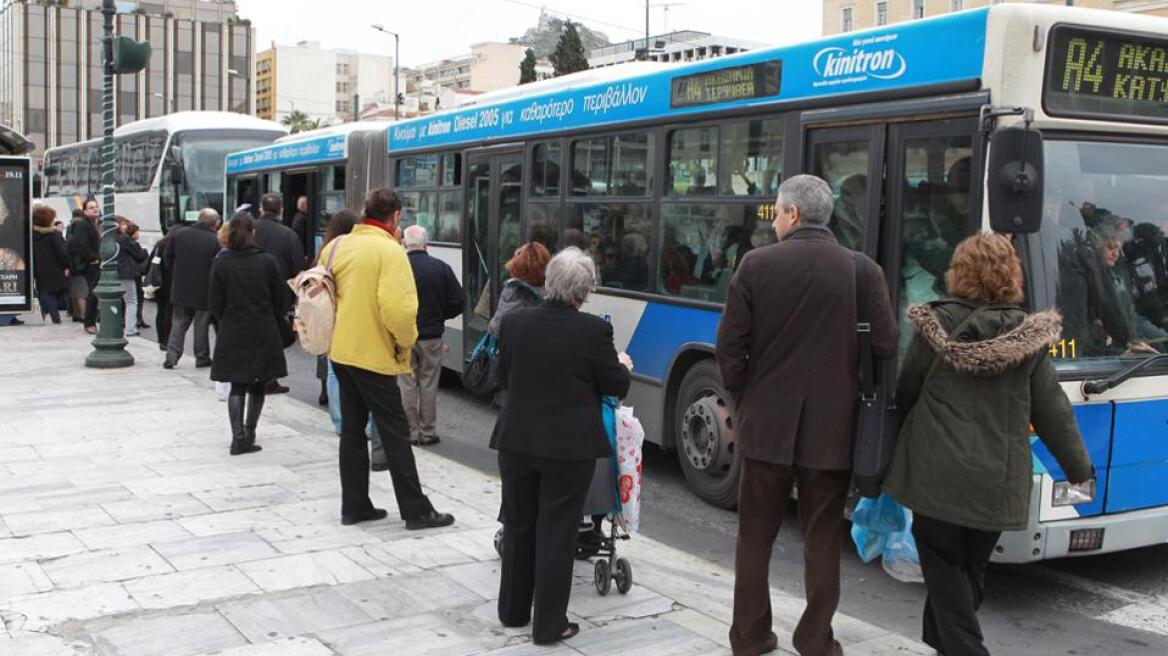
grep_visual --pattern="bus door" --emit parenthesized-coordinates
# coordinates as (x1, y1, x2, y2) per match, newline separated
(463, 150, 523, 359)
(280, 170, 318, 261)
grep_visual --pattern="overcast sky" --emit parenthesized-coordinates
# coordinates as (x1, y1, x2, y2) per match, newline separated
(236, 0, 824, 67)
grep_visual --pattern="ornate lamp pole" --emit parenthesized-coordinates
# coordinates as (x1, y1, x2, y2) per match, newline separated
(86, 0, 149, 368)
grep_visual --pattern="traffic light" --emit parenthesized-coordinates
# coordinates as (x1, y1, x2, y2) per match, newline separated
(112, 37, 151, 74)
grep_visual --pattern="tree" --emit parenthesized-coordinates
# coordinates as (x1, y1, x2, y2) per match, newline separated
(518, 48, 538, 85)
(280, 110, 320, 134)
(550, 21, 589, 77)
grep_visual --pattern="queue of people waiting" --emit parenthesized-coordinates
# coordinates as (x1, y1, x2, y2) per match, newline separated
(22, 177, 1097, 655)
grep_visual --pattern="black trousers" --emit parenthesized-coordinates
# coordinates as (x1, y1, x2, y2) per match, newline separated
(497, 451, 594, 643)
(83, 267, 100, 327)
(912, 513, 1001, 656)
(332, 361, 434, 520)
(154, 291, 171, 347)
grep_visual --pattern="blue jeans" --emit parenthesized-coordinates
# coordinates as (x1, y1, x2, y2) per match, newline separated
(39, 290, 69, 323)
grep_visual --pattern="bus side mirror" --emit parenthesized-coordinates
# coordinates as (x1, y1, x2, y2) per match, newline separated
(988, 127, 1044, 234)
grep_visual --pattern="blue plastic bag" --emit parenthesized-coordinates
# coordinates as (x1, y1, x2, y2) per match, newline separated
(850, 493, 922, 583)
(326, 360, 374, 437)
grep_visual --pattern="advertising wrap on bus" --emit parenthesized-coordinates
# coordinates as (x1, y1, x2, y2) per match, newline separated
(225, 133, 347, 176)
(387, 9, 988, 153)
(0, 157, 31, 312)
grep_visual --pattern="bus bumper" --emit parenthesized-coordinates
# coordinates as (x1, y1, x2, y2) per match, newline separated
(994, 505, 1168, 564)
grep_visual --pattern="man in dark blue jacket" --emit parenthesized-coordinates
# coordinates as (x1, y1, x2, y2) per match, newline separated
(398, 225, 464, 446)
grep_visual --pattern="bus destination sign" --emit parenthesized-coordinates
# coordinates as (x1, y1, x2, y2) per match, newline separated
(1046, 26, 1168, 122)
(670, 60, 782, 109)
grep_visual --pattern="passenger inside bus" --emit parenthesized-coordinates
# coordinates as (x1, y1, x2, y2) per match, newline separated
(830, 173, 867, 250)
(1094, 217, 1166, 353)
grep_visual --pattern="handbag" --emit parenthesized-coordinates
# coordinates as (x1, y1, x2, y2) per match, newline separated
(462, 333, 499, 396)
(852, 252, 901, 498)
(275, 310, 296, 349)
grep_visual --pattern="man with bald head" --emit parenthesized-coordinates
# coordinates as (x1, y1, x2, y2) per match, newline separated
(398, 225, 464, 446)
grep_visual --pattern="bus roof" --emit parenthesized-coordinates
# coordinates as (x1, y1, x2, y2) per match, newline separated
(225, 122, 391, 175)
(45, 112, 287, 155)
(385, 7, 992, 153)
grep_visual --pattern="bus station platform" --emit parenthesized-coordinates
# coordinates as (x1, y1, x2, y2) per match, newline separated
(0, 323, 932, 656)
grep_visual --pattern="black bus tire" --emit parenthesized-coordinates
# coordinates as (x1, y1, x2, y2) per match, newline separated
(674, 360, 740, 510)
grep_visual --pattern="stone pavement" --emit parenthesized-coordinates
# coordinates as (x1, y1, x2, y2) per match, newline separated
(0, 322, 932, 656)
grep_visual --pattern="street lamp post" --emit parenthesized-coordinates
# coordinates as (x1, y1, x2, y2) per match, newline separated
(152, 92, 176, 113)
(371, 24, 400, 120)
(86, 0, 134, 368)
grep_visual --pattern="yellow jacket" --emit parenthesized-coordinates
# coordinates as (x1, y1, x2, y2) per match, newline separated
(321, 224, 418, 376)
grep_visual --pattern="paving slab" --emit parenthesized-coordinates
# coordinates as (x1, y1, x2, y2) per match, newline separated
(0, 324, 931, 655)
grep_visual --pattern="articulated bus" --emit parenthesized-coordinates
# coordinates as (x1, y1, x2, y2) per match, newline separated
(227, 5, 1168, 563)
(39, 112, 286, 249)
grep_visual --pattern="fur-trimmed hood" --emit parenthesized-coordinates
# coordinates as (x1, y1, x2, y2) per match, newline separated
(32, 225, 58, 235)
(908, 304, 1062, 377)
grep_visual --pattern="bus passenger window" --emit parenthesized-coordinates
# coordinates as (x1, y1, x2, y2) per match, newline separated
(810, 140, 870, 251)
(527, 203, 561, 253)
(398, 155, 438, 188)
(897, 136, 973, 357)
(532, 142, 562, 197)
(570, 133, 651, 197)
(436, 191, 462, 243)
(668, 126, 718, 196)
(658, 203, 776, 303)
(720, 119, 783, 197)
(441, 154, 461, 187)
(566, 203, 651, 291)
(400, 191, 436, 234)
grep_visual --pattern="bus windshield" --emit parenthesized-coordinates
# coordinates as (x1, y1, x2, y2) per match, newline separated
(1034, 139, 1168, 372)
(174, 133, 279, 215)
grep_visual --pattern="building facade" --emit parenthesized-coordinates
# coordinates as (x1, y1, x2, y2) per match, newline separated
(406, 41, 530, 96)
(0, 0, 254, 157)
(589, 31, 769, 68)
(823, 0, 1165, 36)
(254, 41, 397, 124)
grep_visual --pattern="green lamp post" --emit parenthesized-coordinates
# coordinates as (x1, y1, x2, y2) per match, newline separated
(86, 0, 151, 368)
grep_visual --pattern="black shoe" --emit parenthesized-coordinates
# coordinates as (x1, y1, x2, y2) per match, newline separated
(8, 317, 24, 325)
(341, 508, 388, 526)
(533, 622, 580, 645)
(73, 316, 84, 323)
(229, 441, 262, 456)
(405, 510, 455, 531)
(163, 361, 175, 370)
(413, 435, 440, 447)
(159, 343, 167, 352)
(265, 380, 290, 394)
(318, 392, 329, 406)
(138, 321, 151, 329)
(195, 358, 212, 368)
(371, 462, 389, 472)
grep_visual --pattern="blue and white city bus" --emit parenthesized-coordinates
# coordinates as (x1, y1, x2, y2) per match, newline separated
(39, 112, 286, 249)
(228, 4, 1168, 563)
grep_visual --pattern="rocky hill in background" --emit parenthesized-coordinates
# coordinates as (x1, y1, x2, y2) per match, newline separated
(512, 12, 611, 59)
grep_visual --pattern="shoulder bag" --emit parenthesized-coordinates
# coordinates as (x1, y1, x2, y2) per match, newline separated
(852, 252, 900, 498)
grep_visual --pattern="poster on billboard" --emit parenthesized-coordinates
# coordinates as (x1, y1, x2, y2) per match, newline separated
(0, 156, 32, 313)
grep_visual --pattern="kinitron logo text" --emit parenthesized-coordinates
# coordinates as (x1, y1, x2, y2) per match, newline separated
(813, 36, 908, 83)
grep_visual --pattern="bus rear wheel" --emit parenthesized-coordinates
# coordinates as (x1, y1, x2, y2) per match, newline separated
(675, 360, 740, 509)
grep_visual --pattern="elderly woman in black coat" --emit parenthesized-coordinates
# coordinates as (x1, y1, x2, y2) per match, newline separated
(208, 213, 288, 456)
(491, 246, 633, 646)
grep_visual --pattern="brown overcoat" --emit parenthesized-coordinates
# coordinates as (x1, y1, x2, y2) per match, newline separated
(715, 226, 898, 470)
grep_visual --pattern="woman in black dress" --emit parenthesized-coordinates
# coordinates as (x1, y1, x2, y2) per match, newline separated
(208, 213, 289, 455)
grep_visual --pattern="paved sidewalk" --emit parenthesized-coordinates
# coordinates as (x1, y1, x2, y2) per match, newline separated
(0, 323, 932, 656)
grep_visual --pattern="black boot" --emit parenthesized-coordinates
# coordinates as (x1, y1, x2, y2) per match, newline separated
(228, 393, 255, 456)
(243, 388, 265, 453)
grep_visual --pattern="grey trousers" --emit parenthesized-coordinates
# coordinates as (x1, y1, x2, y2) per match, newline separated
(166, 304, 211, 365)
(398, 338, 444, 439)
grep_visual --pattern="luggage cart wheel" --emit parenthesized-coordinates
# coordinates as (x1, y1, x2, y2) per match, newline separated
(594, 559, 612, 596)
(493, 528, 503, 557)
(615, 558, 633, 594)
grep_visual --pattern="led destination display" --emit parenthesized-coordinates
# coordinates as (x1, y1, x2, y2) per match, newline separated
(670, 60, 782, 109)
(1047, 25, 1168, 122)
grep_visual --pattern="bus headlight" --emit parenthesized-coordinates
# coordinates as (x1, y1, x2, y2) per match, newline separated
(1052, 479, 1096, 507)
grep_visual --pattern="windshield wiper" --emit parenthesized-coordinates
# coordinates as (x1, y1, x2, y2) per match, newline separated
(1082, 354, 1168, 396)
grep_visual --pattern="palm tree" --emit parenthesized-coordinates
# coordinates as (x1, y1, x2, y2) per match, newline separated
(280, 110, 320, 134)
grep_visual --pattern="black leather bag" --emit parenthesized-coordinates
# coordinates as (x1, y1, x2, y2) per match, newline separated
(852, 252, 900, 498)
(462, 333, 500, 397)
(276, 311, 296, 349)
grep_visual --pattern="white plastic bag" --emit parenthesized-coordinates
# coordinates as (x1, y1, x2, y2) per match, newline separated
(614, 405, 645, 534)
(215, 381, 230, 402)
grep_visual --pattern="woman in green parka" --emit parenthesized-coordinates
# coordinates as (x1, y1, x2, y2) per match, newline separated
(884, 233, 1093, 656)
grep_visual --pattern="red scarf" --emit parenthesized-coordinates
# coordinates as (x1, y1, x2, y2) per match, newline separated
(361, 219, 400, 242)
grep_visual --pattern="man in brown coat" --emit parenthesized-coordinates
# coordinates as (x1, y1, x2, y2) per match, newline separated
(717, 174, 897, 656)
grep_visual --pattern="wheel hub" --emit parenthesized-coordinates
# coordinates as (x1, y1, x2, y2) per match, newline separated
(680, 393, 735, 474)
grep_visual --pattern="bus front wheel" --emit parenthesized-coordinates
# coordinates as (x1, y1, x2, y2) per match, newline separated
(675, 360, 740, 509)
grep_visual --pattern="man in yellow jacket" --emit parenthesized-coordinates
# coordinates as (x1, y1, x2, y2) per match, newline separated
(321, 188, 454, 530)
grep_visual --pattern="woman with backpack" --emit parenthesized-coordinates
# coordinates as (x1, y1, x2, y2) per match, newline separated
(208, 212, 289, 456)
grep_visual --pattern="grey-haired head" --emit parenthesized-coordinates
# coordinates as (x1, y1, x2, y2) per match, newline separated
(544, 247, 596, 308)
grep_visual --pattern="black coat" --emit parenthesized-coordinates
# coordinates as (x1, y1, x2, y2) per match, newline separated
(116, 234, 148, 280)
(163, 222, 220, 309)
(66, 218, 100, 274)
(407, 249, 465, 340)
(208, 248, 289, 384)
(255, 213, 306, 298)
(489, 302, 631, 461)
(32, 227, 70, 294)
(290, 211, 312, 256)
